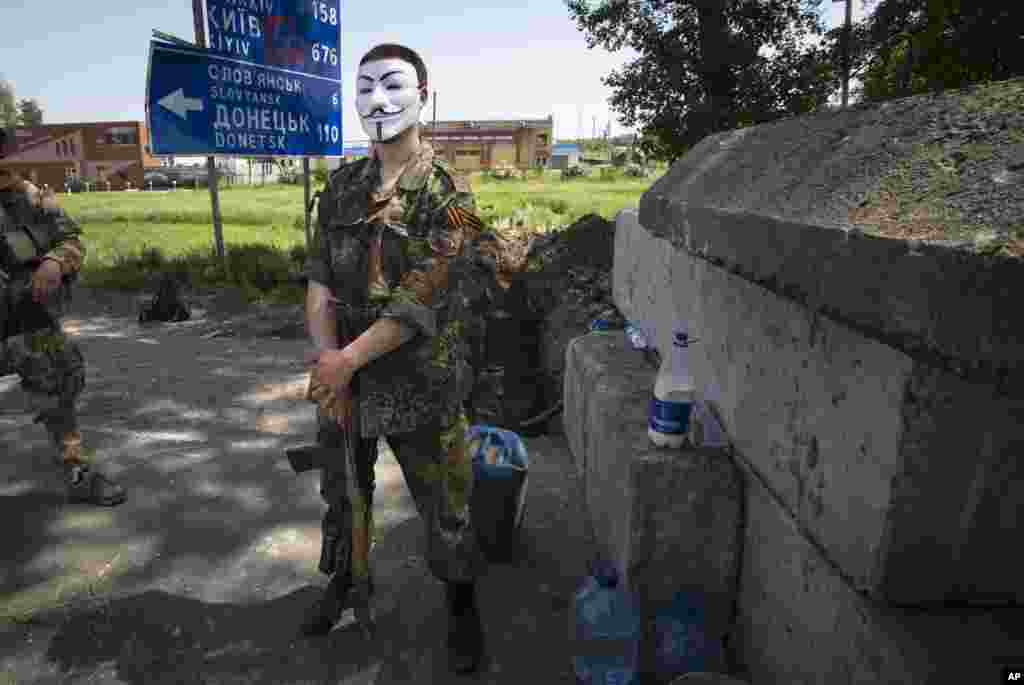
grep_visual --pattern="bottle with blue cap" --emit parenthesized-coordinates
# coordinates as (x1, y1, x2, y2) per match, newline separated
(648, 326, 696, 449)
(572, 559, 640, 685)
(624, 321, 649, 351)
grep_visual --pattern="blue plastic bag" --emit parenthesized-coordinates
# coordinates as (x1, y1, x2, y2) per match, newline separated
(654, 592, 724, 679)
(466, 425, 530, 561)
(572, 559, 640, 685)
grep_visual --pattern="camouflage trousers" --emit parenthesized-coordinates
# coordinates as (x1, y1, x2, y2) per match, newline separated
(0, 326, 86, 462)
(316, 407, 486, 594)
(468, 366, 504, 428)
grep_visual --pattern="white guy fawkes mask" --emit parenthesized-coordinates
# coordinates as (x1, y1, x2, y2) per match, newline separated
(356, 58, 425, 143)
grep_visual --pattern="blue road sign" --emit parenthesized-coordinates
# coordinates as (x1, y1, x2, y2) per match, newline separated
(146, 41, 342, 157)
(200, 0, 342, 81)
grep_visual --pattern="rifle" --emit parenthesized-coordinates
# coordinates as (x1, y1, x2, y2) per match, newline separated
(284, 413, 376, 639)
(284, 444, 341, 473)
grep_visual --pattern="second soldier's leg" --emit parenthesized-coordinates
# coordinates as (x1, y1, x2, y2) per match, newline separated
(6, 328, 124, 506)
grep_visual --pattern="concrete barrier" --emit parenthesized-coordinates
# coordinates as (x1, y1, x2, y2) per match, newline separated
(734, 455, 1024, 684)
(563, 331, 743, 675)
(614, 207, 1024, 606)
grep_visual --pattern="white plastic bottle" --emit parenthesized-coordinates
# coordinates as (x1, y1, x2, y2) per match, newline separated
(648, 326, 696, 449)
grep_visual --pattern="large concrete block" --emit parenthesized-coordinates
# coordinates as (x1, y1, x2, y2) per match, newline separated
(563, 330, 656, 563)
(625, 449, 742, 636)
(614, 209, 1024, 605)
(563, 331, 744, 673)
(734, 458, 1024, 684)
(636, 81, 1024, 394)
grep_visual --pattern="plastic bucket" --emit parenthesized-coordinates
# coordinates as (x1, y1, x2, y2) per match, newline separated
(467, 425, 529, 563)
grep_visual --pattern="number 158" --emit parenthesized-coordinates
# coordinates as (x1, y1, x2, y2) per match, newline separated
(312, 1, 338, 25)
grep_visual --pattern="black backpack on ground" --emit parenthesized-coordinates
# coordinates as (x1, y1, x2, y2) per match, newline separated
(139, 273, 191, 323)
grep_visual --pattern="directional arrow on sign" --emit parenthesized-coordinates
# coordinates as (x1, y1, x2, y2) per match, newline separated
(158, 88, 204, 119)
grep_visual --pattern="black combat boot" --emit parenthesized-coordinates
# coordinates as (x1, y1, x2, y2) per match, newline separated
(300, 574, 375, 637)
(65, 463, 126, 506)
(301, 572, 350, 636)
(48, 428, 126, 507)
(445, 581, 484, 674)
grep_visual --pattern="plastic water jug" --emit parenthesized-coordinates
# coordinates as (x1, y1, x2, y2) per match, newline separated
(572, 559, 640, 685)
(624, 321, 650, 351)
(654, 591, 725, 679)
(649, 326, 696, 449)
(688, 400, 730, 450)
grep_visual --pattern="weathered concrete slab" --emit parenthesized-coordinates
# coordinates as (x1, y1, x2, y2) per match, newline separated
(614, 209, 1024, 605)
(563, 331, 743, 675)
(564, 330, 656, 563)
(626, 449, 742, 637)
(637, 80, 1024, 397)
(733, 458, 1024, 684)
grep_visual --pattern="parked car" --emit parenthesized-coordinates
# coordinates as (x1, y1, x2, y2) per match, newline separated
(63, 177, 91, 192)
(143, 171, 173, 189)
(561, 164, 591, 180)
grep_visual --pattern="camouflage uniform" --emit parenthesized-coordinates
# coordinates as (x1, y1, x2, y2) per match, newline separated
(0, 175, 124, 505)
(304, 143, 491, 597)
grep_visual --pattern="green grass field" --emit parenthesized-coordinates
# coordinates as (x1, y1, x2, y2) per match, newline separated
(58, 166, 665, 301)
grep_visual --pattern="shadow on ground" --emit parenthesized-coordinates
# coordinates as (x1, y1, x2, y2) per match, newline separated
(33, 518, 457, 685)
(0, 289, 593, 684)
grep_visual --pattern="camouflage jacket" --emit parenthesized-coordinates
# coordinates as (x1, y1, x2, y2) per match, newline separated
(0, 178, 86, 279)
(0, 178, 85, 336)
(304, 143, 493, 437)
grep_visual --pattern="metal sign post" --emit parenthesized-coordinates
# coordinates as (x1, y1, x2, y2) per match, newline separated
(302, 158, 312, 252)
(191, 0, 225, 264)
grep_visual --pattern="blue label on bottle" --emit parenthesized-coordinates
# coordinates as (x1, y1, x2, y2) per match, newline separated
(604, 668, 634, 685)
(648, 398, 692, 434)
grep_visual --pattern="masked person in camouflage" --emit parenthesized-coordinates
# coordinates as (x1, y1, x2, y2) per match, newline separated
(0, 163, 125, 506)
(301, 44, 491, 673)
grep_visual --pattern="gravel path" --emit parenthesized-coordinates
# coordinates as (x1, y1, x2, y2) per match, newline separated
(0, 287, 594, 684)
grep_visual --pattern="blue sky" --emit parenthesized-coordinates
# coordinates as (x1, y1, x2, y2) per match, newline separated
(0, 1, 865, 144)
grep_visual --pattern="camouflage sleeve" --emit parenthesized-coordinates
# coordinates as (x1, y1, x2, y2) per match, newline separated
(381, 166, 485, 339)
(302, 184, 334, 287)
(303, 212, 332, 287)
(27, 183, 85, 276)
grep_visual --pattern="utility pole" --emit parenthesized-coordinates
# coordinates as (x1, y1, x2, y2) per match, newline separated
(191, 0, 225, 266)
(836, 0, 852, 108)
(432, 90, 437, 149)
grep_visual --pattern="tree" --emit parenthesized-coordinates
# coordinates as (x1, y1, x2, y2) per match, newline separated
(0, 77, 17, 129)
(821, 1, 1024, 105)
(17, 98, 43, 126)
(566, 0, 838, 162)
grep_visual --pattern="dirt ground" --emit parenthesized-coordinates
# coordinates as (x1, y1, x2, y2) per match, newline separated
(0, 287, 596, 684)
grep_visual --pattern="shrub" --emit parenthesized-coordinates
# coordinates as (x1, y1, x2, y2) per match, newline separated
(624, 164, 651, 178)
(288, 243, 308, 268)
(535, 197, 570, 215)
(223, 243, 294, 292)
